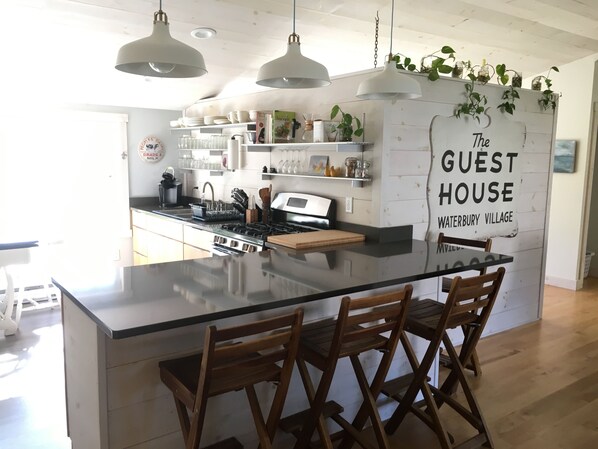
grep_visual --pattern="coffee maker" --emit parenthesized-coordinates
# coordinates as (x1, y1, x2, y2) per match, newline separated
(158, 167, 182, 207)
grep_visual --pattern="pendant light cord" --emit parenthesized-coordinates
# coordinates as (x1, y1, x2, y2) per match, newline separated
(292, 0, 296, 35)
(389, 0, 395, 58)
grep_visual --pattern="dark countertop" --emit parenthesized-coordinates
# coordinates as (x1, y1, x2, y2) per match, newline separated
(52, 240, 513, 339)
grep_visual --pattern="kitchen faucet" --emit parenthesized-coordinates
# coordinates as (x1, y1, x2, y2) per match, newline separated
(202, 182, 214, 209)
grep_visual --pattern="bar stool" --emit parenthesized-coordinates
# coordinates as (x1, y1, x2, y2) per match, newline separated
(280, 286, 412, 449)
(382, 268, 505, 449)
(438, 232, 493, 376)
(159, 308, 303, 449)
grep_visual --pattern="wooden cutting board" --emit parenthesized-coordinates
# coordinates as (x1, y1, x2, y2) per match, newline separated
(267, 230, 365, 249)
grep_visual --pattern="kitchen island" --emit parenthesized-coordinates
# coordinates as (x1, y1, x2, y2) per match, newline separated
(53, 240, 512, 449)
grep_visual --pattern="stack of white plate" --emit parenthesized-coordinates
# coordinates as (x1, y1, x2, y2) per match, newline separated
(183, 116, 204, 127)
(204, 115, 227, 125)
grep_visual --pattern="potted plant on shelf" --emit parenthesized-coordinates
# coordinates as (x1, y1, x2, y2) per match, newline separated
(455, 71, 488, 123)
(496, 64, 521, 115)
(330, 105, 364, 142)
(532, 66, 560, 110)
(419, 46, 456, 81)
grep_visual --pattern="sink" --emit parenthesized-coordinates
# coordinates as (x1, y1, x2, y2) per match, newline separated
(152, 209, 194, 221)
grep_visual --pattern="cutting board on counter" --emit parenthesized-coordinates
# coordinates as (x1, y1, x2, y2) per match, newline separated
(267, 230, 365, 249)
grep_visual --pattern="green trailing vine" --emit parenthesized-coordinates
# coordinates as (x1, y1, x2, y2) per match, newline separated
(455, 75, 488, 122)
(420, 46, 456, 81)
(391, 45, 558, 118)
(496, 64, 520, 115)
(393, 46, 456, 82)
(535, 66, 560, 110)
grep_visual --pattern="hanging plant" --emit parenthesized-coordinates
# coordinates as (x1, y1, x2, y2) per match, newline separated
(455, 73, 488, 123)
(419, 46, 457, 81)
(496, 64, 521, 115)
(533, 66, 560, 110)
(393, 46, 456, 81)
(393, 53, 417, 72)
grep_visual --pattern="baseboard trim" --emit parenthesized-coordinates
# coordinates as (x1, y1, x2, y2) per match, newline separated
(544, 275, 580, 290)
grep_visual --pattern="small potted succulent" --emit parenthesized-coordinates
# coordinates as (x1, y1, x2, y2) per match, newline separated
(330, 105, 364, 142)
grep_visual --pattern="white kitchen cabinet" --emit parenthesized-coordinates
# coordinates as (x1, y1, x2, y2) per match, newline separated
(183, 244, 210, 260)
(146, 233, 183, 264)
(131, 209, 213, 265)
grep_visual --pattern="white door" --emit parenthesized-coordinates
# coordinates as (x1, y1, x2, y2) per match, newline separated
(0, 110, 130, 259)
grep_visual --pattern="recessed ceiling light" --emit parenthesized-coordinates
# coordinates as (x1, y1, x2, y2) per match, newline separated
(191, 27, 217, 39)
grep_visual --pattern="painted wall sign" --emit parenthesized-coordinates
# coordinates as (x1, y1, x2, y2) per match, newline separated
(427, 115, 526, 241)
(138, 136, 165, 162)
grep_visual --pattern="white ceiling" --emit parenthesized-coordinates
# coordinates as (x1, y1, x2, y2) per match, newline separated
(4, 0, 598, 111)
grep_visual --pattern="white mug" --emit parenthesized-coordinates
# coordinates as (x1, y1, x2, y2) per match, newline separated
(227, 111, 237, 123)
(236, 110, 250, 123)
(249, 110, 259, 121)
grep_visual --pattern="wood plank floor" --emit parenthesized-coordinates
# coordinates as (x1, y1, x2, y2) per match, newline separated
(1, 279, 597, 449)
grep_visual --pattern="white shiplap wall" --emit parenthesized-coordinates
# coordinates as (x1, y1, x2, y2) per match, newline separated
(185, 69, 556, 334)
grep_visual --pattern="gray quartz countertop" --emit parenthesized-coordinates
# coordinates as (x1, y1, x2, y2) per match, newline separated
(52, 239, 513, 339)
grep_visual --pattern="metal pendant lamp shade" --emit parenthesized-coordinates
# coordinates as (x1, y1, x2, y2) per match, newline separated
(256, 1, 330, 89)
(115, 8, 207, 78)
(357, 58, 421, 100)
(356, 0, 421, 100)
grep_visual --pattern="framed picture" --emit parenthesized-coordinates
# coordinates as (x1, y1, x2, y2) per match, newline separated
(308, 155, 328, 174)
(554, 140, 576, 173)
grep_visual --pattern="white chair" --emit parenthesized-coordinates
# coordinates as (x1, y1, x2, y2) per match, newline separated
(0, 246, 31, 336)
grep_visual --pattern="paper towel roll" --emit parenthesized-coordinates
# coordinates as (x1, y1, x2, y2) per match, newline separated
(227, 138, 240, 170)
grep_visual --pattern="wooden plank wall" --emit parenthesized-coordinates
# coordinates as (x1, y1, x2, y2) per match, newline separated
(380, 74, 556, 335)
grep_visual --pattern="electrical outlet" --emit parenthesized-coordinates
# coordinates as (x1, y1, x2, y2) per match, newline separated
(345, 196, 353, 214)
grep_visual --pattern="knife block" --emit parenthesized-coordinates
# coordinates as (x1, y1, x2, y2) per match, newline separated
(245, 209, 258, 224)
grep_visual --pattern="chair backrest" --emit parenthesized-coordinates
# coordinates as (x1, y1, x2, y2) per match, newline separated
(330, 286, 413, 359)
(442, 267, 505, 334)
(196, 308, 303, 398)
(438, 232, 492, 275)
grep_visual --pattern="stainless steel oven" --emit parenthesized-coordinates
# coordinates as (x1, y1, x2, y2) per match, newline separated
(210, 192, 336, 255)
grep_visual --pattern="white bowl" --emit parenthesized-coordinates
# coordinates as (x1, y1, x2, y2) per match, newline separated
(214, 119, 231, 125)
(169, 120, 180, 128)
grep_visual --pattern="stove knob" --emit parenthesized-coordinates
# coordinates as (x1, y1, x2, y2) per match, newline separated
(213, 236, 220, 244)
(230, 240, 238, 248)
(242, 243, 249, 252)
(248, 245, 257, 253)
(221, 238, 227, 245)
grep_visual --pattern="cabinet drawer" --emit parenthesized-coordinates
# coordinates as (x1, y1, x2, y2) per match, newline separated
(131, 209, 147, 228)
(144, 214, 184, 241)
(183, 244, 210, 260)
(132, 226, 148, 256)
(184, 226, 215, 251)
(147, 234, 183, 264)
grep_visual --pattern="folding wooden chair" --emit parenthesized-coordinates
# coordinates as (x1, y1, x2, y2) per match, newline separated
(383, 268, 505, 449)
(438, 232, 493, 376)
(159, 308, 303, 449)
(280, 286, 413, 449)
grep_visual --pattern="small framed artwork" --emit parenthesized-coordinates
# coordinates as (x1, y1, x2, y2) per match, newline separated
(308, 155, 328, 174)
(554, 140, 576, 173)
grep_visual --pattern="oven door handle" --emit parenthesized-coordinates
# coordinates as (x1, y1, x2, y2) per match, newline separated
(211, 244, 243, 256)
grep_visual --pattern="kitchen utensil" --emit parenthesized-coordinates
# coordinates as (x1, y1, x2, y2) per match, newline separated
(258, 187, 271, 224)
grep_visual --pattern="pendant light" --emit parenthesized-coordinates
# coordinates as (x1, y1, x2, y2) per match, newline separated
(356, 0, 421, 100)
(256, 0, 330, 88)
(115, 0, 207, 78)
